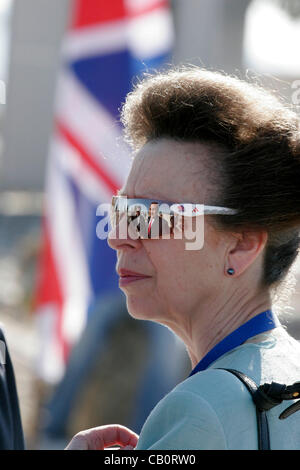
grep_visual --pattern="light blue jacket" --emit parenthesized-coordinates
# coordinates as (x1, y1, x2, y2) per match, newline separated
(135, 326, 300, 450)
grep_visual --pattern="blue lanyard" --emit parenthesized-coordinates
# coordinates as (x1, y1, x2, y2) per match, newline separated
(189, 309, 280, 377)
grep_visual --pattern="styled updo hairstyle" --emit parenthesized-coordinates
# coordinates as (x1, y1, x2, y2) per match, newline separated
(120, 66, 300, 297)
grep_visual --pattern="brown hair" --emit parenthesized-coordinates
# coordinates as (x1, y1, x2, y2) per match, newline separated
(120, 67, 300, 289)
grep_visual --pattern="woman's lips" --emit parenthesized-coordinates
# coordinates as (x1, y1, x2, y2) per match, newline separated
(118, 269, 151, 286)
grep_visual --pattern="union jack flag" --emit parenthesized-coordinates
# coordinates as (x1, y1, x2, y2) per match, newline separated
(34, 0, 174, 384)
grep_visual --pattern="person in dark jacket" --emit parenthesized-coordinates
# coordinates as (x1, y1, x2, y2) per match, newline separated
(0, 327, 25, 449)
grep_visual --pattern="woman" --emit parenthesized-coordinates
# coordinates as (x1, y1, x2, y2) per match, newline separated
(66, 67, 300, 450)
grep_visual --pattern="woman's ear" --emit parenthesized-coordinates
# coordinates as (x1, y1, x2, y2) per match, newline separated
(226, 231, 268, 277)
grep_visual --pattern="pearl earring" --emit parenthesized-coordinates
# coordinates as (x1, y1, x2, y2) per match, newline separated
(227, 268, 235, 275)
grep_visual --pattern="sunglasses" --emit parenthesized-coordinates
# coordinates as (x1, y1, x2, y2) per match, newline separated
(110, 195, 238, 240)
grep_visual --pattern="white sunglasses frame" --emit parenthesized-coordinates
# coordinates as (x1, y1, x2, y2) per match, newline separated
(111, 195, 238, 216)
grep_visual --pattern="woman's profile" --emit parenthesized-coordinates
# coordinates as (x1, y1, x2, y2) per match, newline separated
(66, 67, 300, 450)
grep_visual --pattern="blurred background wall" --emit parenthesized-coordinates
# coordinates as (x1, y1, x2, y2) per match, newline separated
(0, 0, 69, 191)
(0, 0, 300, 450)
(3, 0, 300, 190)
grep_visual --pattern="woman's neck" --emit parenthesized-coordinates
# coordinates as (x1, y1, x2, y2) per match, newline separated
(185, 289, 272, 369)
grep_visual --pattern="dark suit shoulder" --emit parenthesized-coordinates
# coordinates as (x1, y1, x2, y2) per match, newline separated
(0, 326, 25, 449)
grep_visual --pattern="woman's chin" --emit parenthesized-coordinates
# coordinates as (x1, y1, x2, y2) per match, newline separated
(125, 296, 161, 322)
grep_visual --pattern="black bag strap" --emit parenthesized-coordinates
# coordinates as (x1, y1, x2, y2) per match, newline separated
(219, 368, 270, 450)
(218, 368, 300, 450)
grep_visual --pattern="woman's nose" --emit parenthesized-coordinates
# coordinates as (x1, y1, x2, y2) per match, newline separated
(107, 221, 140, 251)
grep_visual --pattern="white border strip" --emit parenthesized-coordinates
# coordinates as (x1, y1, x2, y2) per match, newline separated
(62, 7, 173, 62)
(62, 19, 128, 61)
(128, 8, 174, 60)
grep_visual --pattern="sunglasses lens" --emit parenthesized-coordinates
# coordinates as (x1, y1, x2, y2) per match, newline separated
(110, 196, 127, 229)
(110, 197, 191, 239)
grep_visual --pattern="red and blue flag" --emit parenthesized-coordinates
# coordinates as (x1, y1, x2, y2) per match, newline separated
(34, 0, 174, 383)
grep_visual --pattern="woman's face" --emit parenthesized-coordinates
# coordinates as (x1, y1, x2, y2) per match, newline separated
(108, 139, 228, 331)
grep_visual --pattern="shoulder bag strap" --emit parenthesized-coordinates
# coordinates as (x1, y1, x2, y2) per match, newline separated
(218, 368, 270, 450)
